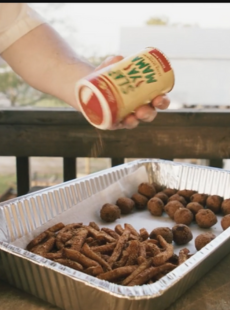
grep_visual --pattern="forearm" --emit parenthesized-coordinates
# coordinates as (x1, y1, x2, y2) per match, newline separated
(1, 23, 95, 109)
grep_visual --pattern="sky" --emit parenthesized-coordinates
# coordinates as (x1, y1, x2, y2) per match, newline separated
(26, 3, 230, 58)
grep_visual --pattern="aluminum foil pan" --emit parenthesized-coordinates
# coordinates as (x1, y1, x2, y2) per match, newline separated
(1, 159, 230, 310)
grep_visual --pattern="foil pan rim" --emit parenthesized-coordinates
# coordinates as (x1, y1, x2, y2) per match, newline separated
(1, 158, 229, 208)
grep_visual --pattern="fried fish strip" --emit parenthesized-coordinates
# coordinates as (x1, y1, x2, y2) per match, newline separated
(125, 240, 140, 266)
(115, 224, 139, 240)
(101, 254, 110, 262)
(84, 265, 104, 276)
(127, 263, 176, 286)
(152, 235, 174, 266)
(139, 228, 149, 241)
(86, 238, 101, 247)
(43, 252, 63, 260)
(46, 222, 65, 233)
(108, 229, 130, 268)
(122, 258, 152, 286)
(60, 232, 73, 243)
(114, 240, 136, 268)
(84, 226, 115, 243)
(114, 224, 124, 235)
(113, 250, 129, 268)
(85, 237, 94, 244)
(81, 243, 112, 271)
(137, 256, 147, 265)
(146, 243, 161, 257)
(97, 265, 137, 282)
(62, 248, 99, 268)
(31, 237, 56, 256)
(143, 239, 158, 245)
(27, 231, 48, 251)
(101, 227, 120, 240)
(61, 223, 83, 232)
(178, 248, 190, 265)
(124, 223, 139, 237)
(89, 222, 100, 231)
(56, 223, 83, 250)
(65, 228, 88, 251)
(90, 242, 117, 254)
(54, 258, 83, 271)
(139, 242, 146, 258)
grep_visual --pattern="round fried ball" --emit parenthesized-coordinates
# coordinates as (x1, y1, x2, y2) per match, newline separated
(163, 188, 177, 197)
(221, 198, 230, 215)
(206, 195, 223, 213)
(174, 208, 194, 225)
(195, 233, 216, 251)
(172, 224, 193, 245)
(195, 209, 217, 228)
(100, 203, 121, 222)
(116, 197, 135, 215)
(151, 182, 163, 193)
(131, 193, 148, 210)
(190, 193, 208, 206)
(138, 182, 156, 198)
(186, 202, 203, 215)
(147, 197, 164, 216)
(177, 189, 197, 202)
(168, 194, 187, 206)
(164, 200, 185, 220)
(150, 227, 173, 243)
(221, 214, 230, 230)
(154, 191, 168, 205)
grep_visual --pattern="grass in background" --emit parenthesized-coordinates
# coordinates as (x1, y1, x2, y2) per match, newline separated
(32, 98, 69, 108)
(0, 158, 141, 197)
(0, 174, 16, 195)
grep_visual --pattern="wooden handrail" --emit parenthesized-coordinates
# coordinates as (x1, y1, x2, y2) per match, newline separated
(0, 108, 230, 195)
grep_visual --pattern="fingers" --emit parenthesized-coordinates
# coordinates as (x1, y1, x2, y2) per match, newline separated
(151, 94, 170, 110)
(109, 114, 138, 131)
(134, 105, 158, 122)
(121, 114, 139, 129)
(121, 105, 157, 129)
(106, 94, 170, 130)
(110, 105, 158, 131)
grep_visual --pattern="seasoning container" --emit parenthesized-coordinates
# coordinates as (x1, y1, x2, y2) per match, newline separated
(75, 47, 175, 130)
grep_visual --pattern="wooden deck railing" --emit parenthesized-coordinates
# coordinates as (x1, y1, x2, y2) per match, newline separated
(1, 108, 230, 196)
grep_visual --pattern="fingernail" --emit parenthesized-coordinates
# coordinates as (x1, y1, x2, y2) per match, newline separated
(154, 100, 164, 107)
(142, 113, 151, 120)
(141, 111, 157, 122)
(115, 123, 124, 130)
(125, 120, 139, 129)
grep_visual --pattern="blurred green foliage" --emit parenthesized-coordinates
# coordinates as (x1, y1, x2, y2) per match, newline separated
(146, 16, 169, 26)
(0, 65, 69, 107)
(0, 174, 16, 195)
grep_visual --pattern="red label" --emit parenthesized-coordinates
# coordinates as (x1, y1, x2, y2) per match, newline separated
(149, 48, 171, 72)
(90, 76, 118, 123)
(78, 76, 118, 126)
(79, 85, 103, 125)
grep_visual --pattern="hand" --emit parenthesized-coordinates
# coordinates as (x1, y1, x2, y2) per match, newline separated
(96, 55, 170, 130)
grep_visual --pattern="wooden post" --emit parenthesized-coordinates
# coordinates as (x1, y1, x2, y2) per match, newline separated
(111, 158, 124, 167)
(16, 157, 30, 196)
(63, 157, 76, 181)
(209, 159, 223, 169)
